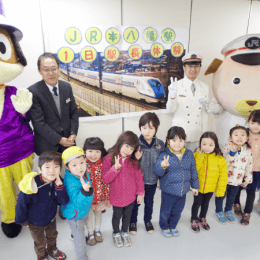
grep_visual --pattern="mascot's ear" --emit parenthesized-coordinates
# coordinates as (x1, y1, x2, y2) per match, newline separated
(204, 58, 222, 75)
(10, 33, 27, 66)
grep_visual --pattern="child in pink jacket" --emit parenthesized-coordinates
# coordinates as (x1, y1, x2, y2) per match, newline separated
(102, 131, 144, 248)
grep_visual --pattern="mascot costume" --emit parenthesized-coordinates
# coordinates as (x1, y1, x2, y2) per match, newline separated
(205, 34, 260, 146)
(0, 7, 34, 238)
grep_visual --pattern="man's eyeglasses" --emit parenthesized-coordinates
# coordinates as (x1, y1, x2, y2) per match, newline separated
(41, 67, 59, 73)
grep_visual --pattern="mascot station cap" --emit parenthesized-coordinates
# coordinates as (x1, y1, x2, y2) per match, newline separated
(221, 34, 260, 65)
(182, 52, 202, 64)
(62, 146, 85, 165)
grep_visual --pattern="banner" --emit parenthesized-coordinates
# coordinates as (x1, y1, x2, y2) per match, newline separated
(46, 25, 188, 121)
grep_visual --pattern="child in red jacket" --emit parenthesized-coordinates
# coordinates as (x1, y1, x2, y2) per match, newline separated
(102, 131, 144, 248)
(83, 137, 110, 246)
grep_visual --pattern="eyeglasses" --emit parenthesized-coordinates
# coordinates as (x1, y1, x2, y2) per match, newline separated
(40, 67, 59, 73)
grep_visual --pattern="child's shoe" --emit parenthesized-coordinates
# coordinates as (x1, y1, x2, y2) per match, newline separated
(48, 248, 66, 260)
(215, 212, 227, 224)
(191, 219, 200, 233)
(170, 229, 179, 237)
(112, 233, 123, 248)
(160, 228, 173, 238)
(87, 232, 97, 246)
(129, 222, 137, 235)
(121, 231, 131, 247)
(224, 211, 235, 223)
(145, 222, 154, 234)
(94, 229, 103, 242)
(198, 217, 210, 231)
(233, 203, 243, 216)
(240, 213, 250, 225)
(70, 234, 74, 241)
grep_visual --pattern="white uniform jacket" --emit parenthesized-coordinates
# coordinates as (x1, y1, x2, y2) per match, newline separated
(166, 77, 209, 142)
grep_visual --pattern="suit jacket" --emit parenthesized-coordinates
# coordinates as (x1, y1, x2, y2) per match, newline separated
(166, 77, 209, 142)
(28, 80, 79, 155)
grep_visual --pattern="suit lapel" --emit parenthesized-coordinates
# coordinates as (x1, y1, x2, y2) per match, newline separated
(38, 80, 60, 117)
(58, 81, 65, 118)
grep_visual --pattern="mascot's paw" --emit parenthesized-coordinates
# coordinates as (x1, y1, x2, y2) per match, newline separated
(1, 222, 22, 238)
(11, 88, 32, 114)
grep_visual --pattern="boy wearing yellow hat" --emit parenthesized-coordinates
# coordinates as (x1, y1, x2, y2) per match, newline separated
(61, 146, 93, 260)
(15, 151, 69, 260)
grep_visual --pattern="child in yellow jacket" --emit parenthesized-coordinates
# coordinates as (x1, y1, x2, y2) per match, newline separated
(191, 132, 228, 232)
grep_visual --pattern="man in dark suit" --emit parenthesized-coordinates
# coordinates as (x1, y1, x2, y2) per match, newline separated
(29, 53, 79, 155)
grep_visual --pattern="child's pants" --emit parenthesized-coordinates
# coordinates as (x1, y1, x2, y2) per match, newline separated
(234, 186, 255, 214)
(0, 153, 34, 223)
(159, 191, 186, 230)
(215, 184, 240, 212)
(130, 183, 157, 223)
(191, 192, 213, 220)
(112, 201, 135, 233)
(28, 218, 57, 260)
(67, 216, 88, 260)
(86, 209, 102, 231)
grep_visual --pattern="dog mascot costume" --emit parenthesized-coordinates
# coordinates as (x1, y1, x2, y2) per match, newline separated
(0, 10, 34, 238)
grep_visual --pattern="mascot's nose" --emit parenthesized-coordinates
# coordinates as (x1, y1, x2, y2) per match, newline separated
(246, 101, 257, 106)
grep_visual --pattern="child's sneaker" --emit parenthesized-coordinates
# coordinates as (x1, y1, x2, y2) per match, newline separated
(160, 228, 173, 238)
(191, 219, 200, 233)
(145, 222, 154, 234)
(48, 248, 66, 260)
(121, 231, 131, 247)
(94, 230, 103, 242)
(129, 222, 137, 235)
(171, 229, 179, 237)
(224, 211, 235, 223)
(233, 203, 243, 216)
(198, 217, 210, 231)
(112, 233, 123, 248)
(87, 232, 97, 246)
(70, 234, 74, 241)
(215, 212, 227, 224)
(240, 213, 250, 225)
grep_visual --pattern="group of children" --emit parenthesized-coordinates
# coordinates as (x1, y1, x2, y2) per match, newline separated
(14, 110, 260, 260)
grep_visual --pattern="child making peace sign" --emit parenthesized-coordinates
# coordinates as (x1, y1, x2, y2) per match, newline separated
(154, 126, 199, 238)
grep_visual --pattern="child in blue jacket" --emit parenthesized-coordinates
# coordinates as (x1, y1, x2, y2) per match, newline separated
(154, 126, 199, 238)
(15, 151, 69, 260)
(61, 146, 93, 260)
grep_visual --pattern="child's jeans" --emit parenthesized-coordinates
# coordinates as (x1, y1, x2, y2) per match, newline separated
(67, 216, 88, 260)
(130, 183, 157, 223)
(159, 191, 186, 230)
(215, 184, 240, 212)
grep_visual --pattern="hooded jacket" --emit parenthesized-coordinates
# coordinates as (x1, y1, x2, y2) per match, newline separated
(102, 155, 144, 207)
(15, 173, 69, 227)
(194, 151, 228, 197)
(154, 146, 199, 196)
(61, 169, 93, 220)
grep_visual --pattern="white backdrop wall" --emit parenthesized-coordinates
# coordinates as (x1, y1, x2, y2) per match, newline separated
(3, 0, 260, 168)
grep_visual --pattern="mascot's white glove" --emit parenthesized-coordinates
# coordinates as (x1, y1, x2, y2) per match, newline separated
(168, 77, 177, 99)
(11, 89, 32, 115)
(205, 98, 223, 115)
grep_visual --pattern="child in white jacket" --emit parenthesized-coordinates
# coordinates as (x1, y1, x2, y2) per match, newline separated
(215, 126, 253, 224)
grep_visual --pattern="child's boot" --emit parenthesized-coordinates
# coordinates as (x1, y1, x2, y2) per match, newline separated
(48, 248, 66, 260)
(121, 231, 131, 247)
(112, 233, 123, 248)
(191, 219, 200, 233)
(233, 203, 243, 216)
(198, 217, 210, 231)
(129, 222, 137, 235)
(240, 213, 250, 225)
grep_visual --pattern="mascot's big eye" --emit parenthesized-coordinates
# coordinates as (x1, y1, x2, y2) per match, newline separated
(232, 77, 241, 85)
(0, 33, 12, 61)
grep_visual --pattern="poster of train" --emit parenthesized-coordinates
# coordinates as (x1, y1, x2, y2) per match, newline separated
(46, 25, 188, 121)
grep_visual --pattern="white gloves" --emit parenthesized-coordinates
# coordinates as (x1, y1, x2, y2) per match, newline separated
(11, 89, 33, 115)
(205, 98, 223, 115)
(168, 77, 177, 99)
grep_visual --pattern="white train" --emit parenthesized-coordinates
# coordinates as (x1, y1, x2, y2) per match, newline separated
(60, 67, 165, 103)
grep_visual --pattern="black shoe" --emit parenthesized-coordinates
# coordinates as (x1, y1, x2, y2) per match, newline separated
(1, 222, 22, 238)
(129, 223, 137, 235)
(70, 233, 88, 243)
(102, 209, 106, 213)
(145, 222, 154, 234)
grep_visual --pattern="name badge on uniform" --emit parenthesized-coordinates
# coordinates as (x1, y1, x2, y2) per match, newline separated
(198, 95, 207, 105)
(66, 98, 71, 103)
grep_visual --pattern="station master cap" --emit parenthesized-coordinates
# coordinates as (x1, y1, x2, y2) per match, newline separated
(182, 52, 202, 65)
(221, 34, 260, 65)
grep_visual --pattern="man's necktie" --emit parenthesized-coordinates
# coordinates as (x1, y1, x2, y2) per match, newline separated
(52, 86, 58, 96)
(191, 83, 196, 96)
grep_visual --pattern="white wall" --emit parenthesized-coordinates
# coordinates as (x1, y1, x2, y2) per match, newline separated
(3, 0, 258, 158)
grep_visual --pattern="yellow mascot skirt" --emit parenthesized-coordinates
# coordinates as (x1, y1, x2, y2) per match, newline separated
(0, 153, 34, 223)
